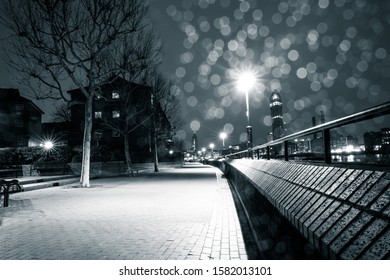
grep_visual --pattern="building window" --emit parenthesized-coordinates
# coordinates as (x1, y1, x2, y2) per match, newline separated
(270, 101, 282, 107)
(112, 130, 120, 137)
(112, 92, 120, 99)
(112, 111, 120, 118)
(95, 111, 102, 119)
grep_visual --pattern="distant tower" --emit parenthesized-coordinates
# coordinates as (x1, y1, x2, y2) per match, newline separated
(269, 90, 284, 140)
(191, 132, 198, 152)
(319, 110, 326, 124)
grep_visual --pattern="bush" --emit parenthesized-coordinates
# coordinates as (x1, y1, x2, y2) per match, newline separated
(0, 146, 74, 165)
(37, 146, 73, 163)
(91, 145, 112, 162)
(0, 148, 22, 165)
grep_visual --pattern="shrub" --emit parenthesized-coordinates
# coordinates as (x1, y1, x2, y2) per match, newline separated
(0, 146, 74, 165)
(91, 145, 112, 162)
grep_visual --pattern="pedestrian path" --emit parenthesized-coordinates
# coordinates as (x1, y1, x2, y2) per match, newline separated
(0, 164, 248, 260)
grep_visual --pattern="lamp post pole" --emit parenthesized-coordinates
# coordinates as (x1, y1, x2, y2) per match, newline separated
(209, 143, 215, 159)
(237, 70, 257, 159)
(219, 132, 227, 149)
(245, 90, 253, 153)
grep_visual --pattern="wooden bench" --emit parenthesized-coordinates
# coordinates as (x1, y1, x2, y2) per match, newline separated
(0, 179, 24, 207)
(31, 162, 70, 175)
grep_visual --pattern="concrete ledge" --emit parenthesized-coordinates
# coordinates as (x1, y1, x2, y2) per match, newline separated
(220, 159, 390, 260)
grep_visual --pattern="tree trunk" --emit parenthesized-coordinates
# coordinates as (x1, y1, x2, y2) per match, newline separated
(153, 128, 159, 172)
(124, 134, 135, 177)
(80, 96, 93, 187)
(151, 107, 159, 172)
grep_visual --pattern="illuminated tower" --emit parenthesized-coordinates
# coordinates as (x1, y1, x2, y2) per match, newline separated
(269, 90, 284, 140)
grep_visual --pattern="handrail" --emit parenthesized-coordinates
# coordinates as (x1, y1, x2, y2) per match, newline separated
(225, 101, 390, 163)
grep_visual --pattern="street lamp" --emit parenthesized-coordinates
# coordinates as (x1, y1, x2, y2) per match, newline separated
(237, 71, 256, 157)
(43, 141, 54, 150)
(209, 143, 215, 159)
(219, 132, 227, 148)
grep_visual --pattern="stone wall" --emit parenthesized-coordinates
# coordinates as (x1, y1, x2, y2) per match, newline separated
(220, 159, 390, 260)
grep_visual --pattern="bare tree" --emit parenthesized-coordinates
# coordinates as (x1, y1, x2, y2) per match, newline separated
(95, 27, 163, 177)
(1, 0, 150, 187)
(148, 71, 182, 172)
(51, 102, 71, 123)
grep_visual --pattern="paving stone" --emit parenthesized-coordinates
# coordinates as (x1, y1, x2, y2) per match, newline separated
(0, 165, 247, 260)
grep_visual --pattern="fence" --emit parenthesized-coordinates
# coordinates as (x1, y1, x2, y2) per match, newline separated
(225, 101, 390, 166)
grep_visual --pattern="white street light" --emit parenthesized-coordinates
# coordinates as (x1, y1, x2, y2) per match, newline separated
(219, 132, 227, 148)
(43, 140, 54, 150)
(209, 143, 215, 159)
(237, 71, 255, 128)
(237, 71, 256, 156)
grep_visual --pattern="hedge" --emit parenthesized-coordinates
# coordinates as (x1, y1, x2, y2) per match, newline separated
(0, 146, 73, 165)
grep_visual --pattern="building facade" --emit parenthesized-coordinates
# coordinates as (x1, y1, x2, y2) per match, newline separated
(269, 90, 285, 140)
(68, 77, 171, 163)
(364, 128, 390, 153)
(0, 88, 43, 147)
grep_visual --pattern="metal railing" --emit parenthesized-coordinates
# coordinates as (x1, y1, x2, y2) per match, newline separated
(225, 101, 390, 165)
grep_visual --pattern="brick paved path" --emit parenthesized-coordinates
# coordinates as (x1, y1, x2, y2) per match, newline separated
(0, 164, 247, 260)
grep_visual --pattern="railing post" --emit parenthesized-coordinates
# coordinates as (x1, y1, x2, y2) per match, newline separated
(266, 146, 270, 160)
(284, 141, 289, 161)
(256, 149, 260, 159)
(323, 129, 331, 164)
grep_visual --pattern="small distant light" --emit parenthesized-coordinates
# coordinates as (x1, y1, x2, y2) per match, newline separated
(169, 150, 174, 155)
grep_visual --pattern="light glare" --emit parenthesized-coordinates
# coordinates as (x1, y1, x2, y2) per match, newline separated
(237, 72, 256, 92)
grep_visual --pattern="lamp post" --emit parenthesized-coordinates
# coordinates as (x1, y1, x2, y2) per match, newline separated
(209, 143, 215, 159)
(237, 72, 256, 158)
(219, 132, 227, 148)
(201, 147, 206, 163)
(43, 141, 54, 150)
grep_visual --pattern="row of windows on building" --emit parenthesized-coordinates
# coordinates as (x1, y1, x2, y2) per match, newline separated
(94, 129, 120, 139)
(94, 111, 120, 119)
(95, 91, 121, 100)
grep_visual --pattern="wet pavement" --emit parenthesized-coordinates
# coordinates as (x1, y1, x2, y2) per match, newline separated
(0, 164, 248, 260)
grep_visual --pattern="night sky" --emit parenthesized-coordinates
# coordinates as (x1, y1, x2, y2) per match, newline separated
(1, 0, 390, 150)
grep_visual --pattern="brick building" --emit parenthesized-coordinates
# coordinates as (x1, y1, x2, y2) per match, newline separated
(0, 88, 43, 147)
(68, 77, 171, 162)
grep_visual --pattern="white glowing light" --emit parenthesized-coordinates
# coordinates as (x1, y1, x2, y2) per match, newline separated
(219, 132, 227, 140)
(237, 72, 256, 92)
(43, 141, 54, 150)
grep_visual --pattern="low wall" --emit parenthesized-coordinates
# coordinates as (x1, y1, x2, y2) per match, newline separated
(69, 161, 182, 176)
(220, 159, 390, 260)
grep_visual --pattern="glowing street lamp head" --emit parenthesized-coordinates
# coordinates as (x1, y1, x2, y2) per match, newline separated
(219, 132, 227, 140)
(237, 71, 256, 92)
(209, 143, 215, 149)
(43, 140, 54, 150)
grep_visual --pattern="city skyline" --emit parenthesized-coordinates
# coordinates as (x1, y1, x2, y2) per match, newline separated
(1, 0, 390, 150)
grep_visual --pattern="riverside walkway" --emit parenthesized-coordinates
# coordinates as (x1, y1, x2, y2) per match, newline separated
(0, 164, 248, 260)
